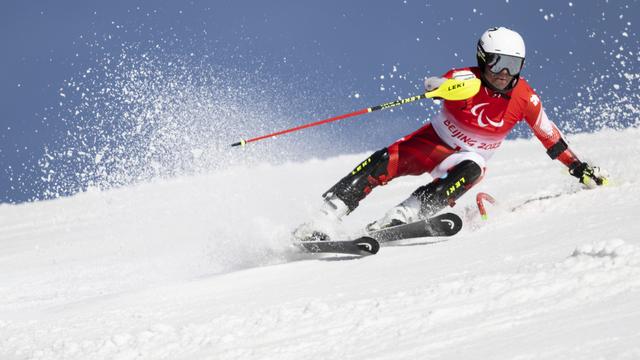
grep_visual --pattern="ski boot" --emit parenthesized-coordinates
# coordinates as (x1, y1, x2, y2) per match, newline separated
(294, 148, 392, 241)
(292, 194, 350, 242)
(366, 195, 422, 232)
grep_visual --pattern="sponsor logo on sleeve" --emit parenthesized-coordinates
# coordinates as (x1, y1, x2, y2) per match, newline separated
(530, 94, 540, 107)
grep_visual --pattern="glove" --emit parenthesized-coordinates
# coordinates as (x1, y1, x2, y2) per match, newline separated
(569, 161, 609, 188)
(424, 77, 446, 92)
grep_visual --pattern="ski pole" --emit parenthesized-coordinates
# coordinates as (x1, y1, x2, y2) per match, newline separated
(476, 192, 497, 220)
(230, 77, 481, 147)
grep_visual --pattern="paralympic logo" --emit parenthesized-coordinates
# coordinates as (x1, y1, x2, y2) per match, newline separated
(471, 103, 504, 128)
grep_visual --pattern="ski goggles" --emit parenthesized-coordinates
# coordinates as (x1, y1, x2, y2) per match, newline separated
(484, 53, 524, 76)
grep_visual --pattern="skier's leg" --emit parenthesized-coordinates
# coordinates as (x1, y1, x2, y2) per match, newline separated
(322, 147, 392, 214)
(322, 123, 457, 216)
(294, 123, 455, 241)
(368, 152, 485, 230)
(413, 152, 485, 216)
(293, 148, 391, 241)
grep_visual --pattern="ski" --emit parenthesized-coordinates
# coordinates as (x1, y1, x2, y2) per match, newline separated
(297, 213, 462, 256)
(368, 212, 463, 243)
(298, 236, 380, 256)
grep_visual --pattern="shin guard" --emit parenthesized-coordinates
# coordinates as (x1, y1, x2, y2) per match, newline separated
(412, 160, 482, 217)
(323, 148, 390, 213)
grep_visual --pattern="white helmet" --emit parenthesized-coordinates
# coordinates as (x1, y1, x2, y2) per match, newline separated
(477, 27, 526, 91)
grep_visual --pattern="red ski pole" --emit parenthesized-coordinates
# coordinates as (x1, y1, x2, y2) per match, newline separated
(230, 78, 481, 147)
(230, 107, 370, 147)
(476, 192, 497, 220)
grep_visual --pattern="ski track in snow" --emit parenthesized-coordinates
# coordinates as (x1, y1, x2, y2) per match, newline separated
(1, 128, 640, 359)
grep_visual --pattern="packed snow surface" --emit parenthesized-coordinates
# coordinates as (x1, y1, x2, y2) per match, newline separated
(1, 128, 640, 359)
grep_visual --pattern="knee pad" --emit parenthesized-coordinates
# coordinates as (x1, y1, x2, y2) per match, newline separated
(412, 160, 482, 216)
(431, 151, 486, 179)
(323, 148, 390, 212)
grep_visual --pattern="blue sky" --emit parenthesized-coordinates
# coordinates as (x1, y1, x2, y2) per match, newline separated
(1, 0, 638, 203)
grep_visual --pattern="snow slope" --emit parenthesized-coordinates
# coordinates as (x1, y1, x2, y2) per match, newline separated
(1, 128, 640, 359)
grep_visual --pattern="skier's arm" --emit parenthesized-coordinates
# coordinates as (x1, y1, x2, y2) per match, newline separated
(526, 105, 579, 168)
(524, 93, 608, 187)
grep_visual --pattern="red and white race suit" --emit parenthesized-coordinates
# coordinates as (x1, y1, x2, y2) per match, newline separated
(381, 66, 579, 183)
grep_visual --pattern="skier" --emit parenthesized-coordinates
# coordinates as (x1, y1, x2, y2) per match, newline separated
(294, 26, 608, 241)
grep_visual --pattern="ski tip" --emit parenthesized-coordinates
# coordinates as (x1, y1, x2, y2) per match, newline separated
(355, 236, 380, 255)
(430, 212, 463, 236)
